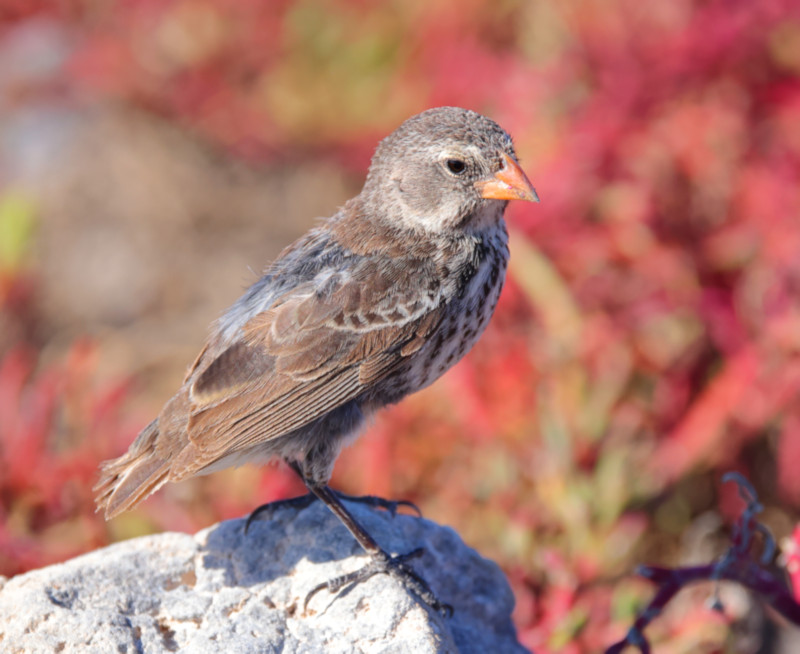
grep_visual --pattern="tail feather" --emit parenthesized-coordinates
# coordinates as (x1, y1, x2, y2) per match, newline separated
(95, 419, 171, 519)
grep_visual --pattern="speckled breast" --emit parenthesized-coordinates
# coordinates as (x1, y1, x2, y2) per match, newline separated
(383, 228, 510, 403)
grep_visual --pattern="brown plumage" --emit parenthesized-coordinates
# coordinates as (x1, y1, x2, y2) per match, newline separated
(95, 106, 537, 613)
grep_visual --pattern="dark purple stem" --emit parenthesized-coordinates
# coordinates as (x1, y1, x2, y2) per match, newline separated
(605, 558, 800, 652)
(604, 473, 800, 653)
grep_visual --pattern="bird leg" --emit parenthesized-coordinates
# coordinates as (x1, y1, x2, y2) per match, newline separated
(243, 461, 449, 615)
(244, 461, 420, 534)
(301, 482, 452, 617)
(245, 492, 420, 534)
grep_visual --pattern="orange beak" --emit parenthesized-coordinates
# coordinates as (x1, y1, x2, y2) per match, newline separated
(476, 152, 539, 202)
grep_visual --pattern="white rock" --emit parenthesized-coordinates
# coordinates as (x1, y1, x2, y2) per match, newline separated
(0, 500, 529, 653)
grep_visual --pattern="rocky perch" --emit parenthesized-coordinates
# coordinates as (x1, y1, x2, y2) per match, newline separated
(0, 500, 529, 653)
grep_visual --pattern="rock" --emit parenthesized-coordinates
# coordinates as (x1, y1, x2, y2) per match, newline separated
(0, 501, 529, 653)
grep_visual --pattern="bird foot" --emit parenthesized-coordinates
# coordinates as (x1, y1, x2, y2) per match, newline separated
(244, 494, 317, 534)
(304, 547, 453, 617)
(337, 493, 421, 518)
(245, 492, 420, 534)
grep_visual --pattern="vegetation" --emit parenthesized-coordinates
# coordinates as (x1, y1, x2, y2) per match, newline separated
(3, 1, 800, 650)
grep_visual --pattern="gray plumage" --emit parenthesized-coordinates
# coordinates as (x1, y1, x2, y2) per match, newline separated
(95, 106, 537, 519)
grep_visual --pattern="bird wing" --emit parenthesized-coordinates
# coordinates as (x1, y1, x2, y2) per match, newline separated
(166, 256, 445, 475)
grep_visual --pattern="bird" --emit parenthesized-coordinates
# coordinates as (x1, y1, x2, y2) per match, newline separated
(95, 106, 538, 614)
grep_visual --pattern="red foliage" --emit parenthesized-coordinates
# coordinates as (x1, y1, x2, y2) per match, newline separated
(0, 342, 136, 575)
(3, 0, 800, 650)
(785, 527, 800, 603)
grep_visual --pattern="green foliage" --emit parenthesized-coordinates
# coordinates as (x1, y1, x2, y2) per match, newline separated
(0, 190, 36, 274)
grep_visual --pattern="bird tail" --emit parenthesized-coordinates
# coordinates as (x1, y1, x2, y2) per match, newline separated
(94, 419, 172, 519)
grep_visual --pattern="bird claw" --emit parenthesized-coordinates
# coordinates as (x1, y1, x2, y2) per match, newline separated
(244, 492, 421, 534)
(244, 494, 318, 534)
(339, 494, 422, 518)
(304, 547, 453, 618)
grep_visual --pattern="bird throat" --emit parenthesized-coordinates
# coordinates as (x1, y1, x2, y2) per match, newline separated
(456, 199, 508, 233)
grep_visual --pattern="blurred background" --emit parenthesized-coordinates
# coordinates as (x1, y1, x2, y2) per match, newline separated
(2, 0, 800, 651)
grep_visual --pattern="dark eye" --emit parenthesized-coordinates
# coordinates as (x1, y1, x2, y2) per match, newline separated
(446, 158, 467, 175)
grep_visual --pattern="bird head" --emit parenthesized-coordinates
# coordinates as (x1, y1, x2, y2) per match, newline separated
(362, 107, 538, 234)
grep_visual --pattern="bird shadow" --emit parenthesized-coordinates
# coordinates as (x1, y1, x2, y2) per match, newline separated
(197, 498, 528, 653)
(199, 498, 437, 608)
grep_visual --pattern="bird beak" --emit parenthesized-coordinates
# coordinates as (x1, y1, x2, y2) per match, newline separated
(476, 152, 539, 202)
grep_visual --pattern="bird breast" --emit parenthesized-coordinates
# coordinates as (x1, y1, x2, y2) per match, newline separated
(385, 224, 509, 401)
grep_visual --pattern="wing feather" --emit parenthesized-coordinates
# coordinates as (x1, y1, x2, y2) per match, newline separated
(175, 265, 445, 472)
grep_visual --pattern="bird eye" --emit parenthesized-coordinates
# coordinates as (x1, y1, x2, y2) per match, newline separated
(446, 158, 467, 175)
